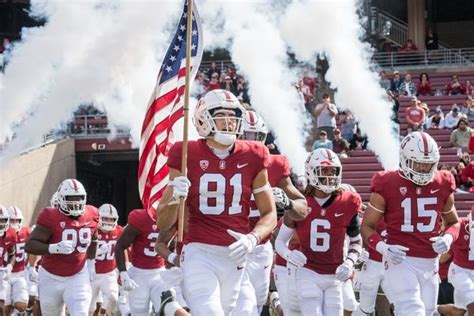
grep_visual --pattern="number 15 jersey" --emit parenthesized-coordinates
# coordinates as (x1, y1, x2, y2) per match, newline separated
(371, 170, 455, 259)
(168, 139, 270, 246)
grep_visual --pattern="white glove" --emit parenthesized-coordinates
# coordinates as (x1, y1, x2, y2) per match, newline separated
(27, 266, 38, 283)
(96, 243, 109, 257)
(359, 249, 369, 263)
(87, 259, 96, 282)
(286, 250, 307, 268)
(0, 264, 13, 281)
(272, 187, 292, 211)
(120, 271, 139, 292)
(227, 230, 258, 265)
(171, 176, 191, 200)
(48, 240, 75, 255)
(376, 242, 409, 265)
(335, 259, 354, 281)
(430, 235, 454, 254)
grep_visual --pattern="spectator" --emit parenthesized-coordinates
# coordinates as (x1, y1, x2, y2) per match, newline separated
(340, 110, 356, 143)
(465, 80, 473, 96)
(350, 128, 368, 150)
(299, 79, 316, 113)
(400, 39, 419, 53)
(399, 73, 417, 97)
(450, 118, 472, 150)
(417, 72, 433, 96)
(460, 156, 474, 190)
(379, 70, 391, 91)
(221, 75, 235, 93)
(404, 96, 425, 132)
(390, 71, 404, 97)
(234, 76, 250, 104)
(206, 62, 220, 80)
(444, 105, 462, 129)
(302, 69, 317, 96)
(332, 129, 350, 158)
(419, 102, 430, 128)
(426, 108, 445, 129)
(463, 96, 474, 122)
(314, 93, 338, 140)
(206, 72, 221, 91)
(446, 75, 466, 95)
(312, 130, 333, 150)
(0, 37, 10, 54)
(425, 28, 439, 50)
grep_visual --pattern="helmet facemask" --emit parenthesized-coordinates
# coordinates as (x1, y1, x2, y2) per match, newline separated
(59, 195, 86, 217)
(99, 216, 118, 231)
(308, 165, 342, 194)
(400, 152, 438, 186)
(9, 218, 22, 232)
(207, 107, 244, 146)
(242, 131, 267, 142)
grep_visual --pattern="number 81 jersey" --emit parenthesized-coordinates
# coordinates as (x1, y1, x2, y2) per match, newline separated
(37, 205, 99, 277)
(168, 139, 270, 246)
(371, 170, 456, 259)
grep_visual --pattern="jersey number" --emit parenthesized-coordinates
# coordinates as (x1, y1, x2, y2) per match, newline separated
(310, 219, 331, 252)
(144, 232, 159, 257)
(15, 242, 26, 262)
(400, 197, 437, 233)
(62, 228, 92, 253)
(96, 240, 117, 261)
(199, 173, 243, 215)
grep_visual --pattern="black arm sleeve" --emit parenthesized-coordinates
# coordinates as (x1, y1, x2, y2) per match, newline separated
(346, 214, 360, 238)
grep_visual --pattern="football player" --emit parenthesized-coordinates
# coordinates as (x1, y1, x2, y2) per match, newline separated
(25, 179, 99, 316)
(275, 148, 362, 315)
(448, 209, 474, 315)
(5, 206, 30, 315)
(115, 207, 166, 315)
(157, 89, 277, 315)
(234, 110, 307, 314)
(0, 206, 16, 316)
(361, 131, 460, 316)
(89, 204, 123, 316)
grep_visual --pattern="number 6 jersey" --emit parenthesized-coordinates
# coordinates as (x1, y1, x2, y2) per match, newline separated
(167, 139, 270, 246)
(370, 170, 456, 259)
(36, 205, 99, 277)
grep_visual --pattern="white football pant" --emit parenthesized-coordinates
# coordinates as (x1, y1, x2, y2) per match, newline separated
(246, 241, 273, 313)
(342, 279, 358, 312)
(127, 265, 165, 316)
(234, 271, 258, 315)
(353, 259, 385, 315)
(448, 262, 474, 311)
(274, 264, 302, 316)
(90, 271, 119, 314)
(6, 271, 29, 306)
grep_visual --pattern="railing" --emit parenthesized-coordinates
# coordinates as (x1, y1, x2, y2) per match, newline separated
(199, 60, 234, 73)
(373, 47, 474, 69)
(69, 114, 130, 139)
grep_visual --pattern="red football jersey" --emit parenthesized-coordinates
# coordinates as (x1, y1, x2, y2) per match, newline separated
(371, 170, 455, 258)
(12, 226, 32, 272)
(295, 191, 361, 274)
(168, 139, 270, 246)
(249, 154, 291, 243)
(95, 225, 123, 274)
(37, 205, 99, 277)
(451, 217, 474, 270)
(127, 209, 165, 270)
(0, 228, 17, 267)
(368, 220, 386, 263)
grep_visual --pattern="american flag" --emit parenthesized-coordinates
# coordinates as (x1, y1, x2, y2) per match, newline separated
(138, 1, 203, 212)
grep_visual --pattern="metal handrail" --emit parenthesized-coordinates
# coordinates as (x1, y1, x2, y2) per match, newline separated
(373, 47, 474, 69)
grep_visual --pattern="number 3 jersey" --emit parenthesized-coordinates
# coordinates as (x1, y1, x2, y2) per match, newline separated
(126, 208, 165, 270)
(371, 170, 455, 259)
(36, 205, 99, 277)
(96, 225, 123, 274)
(295, 191, 361, 274)
(167, 139, 270, 246)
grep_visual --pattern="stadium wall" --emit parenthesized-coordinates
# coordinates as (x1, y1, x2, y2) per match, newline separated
(0, 139, 76, 225)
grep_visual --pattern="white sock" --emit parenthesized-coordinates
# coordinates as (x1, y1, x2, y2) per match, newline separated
(164, 300, 182, 316)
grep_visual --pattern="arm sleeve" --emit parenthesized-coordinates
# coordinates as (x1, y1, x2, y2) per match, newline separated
(370, 172, 385, 195)
(36, 209, 52, 230)
(275, 223, 295, 260)
(346, 214, 361, 238)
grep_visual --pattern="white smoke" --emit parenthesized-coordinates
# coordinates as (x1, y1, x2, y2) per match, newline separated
(0, 1, 181, 163)
(280, 0, 399, 170)
(200, 0, 310, 175)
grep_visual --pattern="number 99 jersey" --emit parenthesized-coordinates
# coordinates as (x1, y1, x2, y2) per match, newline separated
(126, 209, 165, 270)
(167, 139, 270, 246)
(370, 170, 456, 259)
(37, 205, 99, 277)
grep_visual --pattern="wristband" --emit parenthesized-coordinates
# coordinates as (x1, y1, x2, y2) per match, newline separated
(444, 224, 459, 242)
(367, 232, 383, 251)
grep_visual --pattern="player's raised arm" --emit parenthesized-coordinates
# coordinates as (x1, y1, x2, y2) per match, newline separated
(275, 176, 308, 221)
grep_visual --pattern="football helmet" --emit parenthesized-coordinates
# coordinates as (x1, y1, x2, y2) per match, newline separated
(0, 206, 10, 235)
(57, 179, 87, 217)
(7, 206, 23, 231)
(305, 148, 342, 193)
(50, 191, 59, 208)
(400, 131, 439, 186)
(193, 89, 246, 145)
(98, 203, 119, 231)
(241, 110, 269, 142)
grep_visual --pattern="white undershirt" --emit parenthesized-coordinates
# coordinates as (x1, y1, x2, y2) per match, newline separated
(314, 196, 330, 206)
(207, 143, 232, 159)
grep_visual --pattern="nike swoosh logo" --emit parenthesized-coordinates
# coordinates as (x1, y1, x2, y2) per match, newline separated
(237, 266, 244, 270)
(430, 189, 440, 194)
(237, 163, 248, 169)
(264, 264, 270, 269)
(335, 213, 344, 217)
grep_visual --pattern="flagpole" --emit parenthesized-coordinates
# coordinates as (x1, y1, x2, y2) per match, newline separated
(177, 0, 194, 243)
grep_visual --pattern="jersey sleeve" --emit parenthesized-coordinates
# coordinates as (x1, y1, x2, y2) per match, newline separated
(279, 156, 291, 178)
(7, 229, 17, 252)
(370, 171, 386, 195)
(36, 208, 53, 230)
(127, 210, 143, 233)
(255, 142, 271, 171)
(167, 141, 183, 171)
(442, 170, 456, 193)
